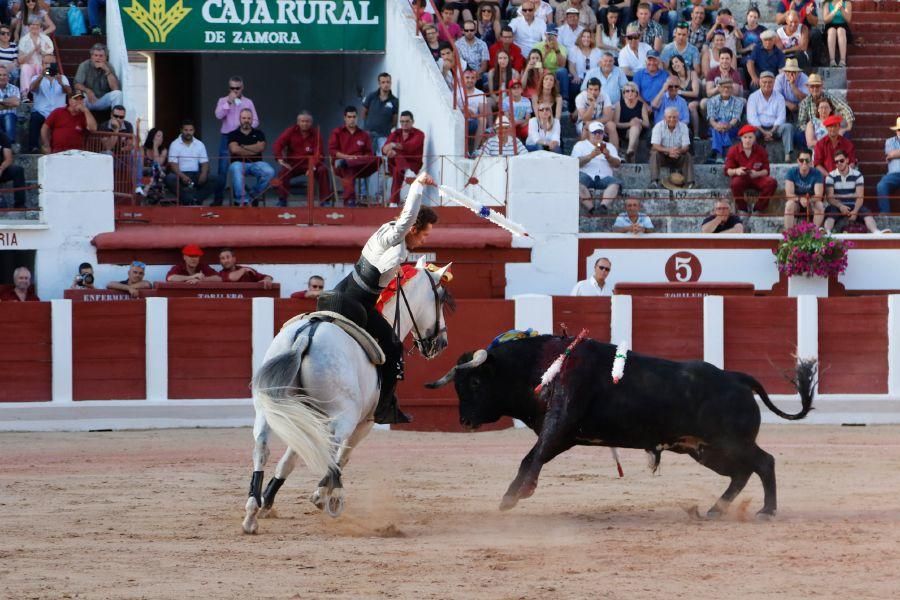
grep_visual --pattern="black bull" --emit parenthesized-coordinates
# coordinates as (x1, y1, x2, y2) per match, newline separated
(426, 335, 816, 518)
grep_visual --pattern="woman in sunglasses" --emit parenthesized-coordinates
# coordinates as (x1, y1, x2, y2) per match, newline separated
(475, 3, 501, 47)
(568, 29, 604, 90)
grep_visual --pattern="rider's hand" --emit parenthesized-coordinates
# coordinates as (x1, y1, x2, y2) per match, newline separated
(416, 172, 435, 186)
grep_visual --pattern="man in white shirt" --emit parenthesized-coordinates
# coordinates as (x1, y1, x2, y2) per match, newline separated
(557, 7, 584, 55)
(510, 1, 547, 55)
(649, 106, 694, 189)
(165, 119, 221, 206)
(618, 22, 652, 78)
(571, 257, 613, 296)
(747, 71, 795, 161)
(572, 121, 622, 213)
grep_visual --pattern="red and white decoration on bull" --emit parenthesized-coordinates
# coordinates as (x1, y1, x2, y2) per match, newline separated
(612, 341, 629, 384)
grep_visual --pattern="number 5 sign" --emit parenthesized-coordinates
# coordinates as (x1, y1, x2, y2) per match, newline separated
(664, 252, 702, 282)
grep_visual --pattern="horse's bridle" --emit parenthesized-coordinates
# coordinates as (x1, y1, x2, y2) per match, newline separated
(393, 270, 447, 358)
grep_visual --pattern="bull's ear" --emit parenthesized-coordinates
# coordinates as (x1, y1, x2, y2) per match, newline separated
(414, 256, 427, 270)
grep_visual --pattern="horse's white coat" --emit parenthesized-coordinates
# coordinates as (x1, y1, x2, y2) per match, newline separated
(243, 267, 450, 532)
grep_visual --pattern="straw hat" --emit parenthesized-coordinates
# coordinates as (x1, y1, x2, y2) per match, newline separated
(891, 117, 900, 131)
(662, 172, 686, 190)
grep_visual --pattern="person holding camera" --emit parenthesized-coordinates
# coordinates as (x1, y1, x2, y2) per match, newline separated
(572, 121, 622, 214)
(70, 262, 96, 290)
(28, 54, 69, 153)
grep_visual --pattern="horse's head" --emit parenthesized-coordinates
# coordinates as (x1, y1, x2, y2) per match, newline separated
(384, 259, 454, 359)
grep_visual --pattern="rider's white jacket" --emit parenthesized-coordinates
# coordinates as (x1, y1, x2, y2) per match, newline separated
(361, 180, 425, 289)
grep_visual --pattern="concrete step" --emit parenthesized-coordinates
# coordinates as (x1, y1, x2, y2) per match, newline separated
(818, 67, 847, 89)
(617, 162, 795, 190)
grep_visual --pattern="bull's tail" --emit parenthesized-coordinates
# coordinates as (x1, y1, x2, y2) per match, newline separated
(741, 359, 817, 421)
(252, 329, 337, 476)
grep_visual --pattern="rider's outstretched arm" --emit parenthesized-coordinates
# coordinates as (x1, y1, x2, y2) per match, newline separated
(379, 171, 428, 246)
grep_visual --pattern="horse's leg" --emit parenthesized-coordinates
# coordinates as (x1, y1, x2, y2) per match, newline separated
(242, 410, 272, 534)
(311, 415, 365, 517)
(258, 448, 299, 518)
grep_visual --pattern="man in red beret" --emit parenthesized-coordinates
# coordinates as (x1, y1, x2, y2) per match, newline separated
(814, 114, 856, 178)
(166, 244, 222, 284)
(724, 125, 778, 214)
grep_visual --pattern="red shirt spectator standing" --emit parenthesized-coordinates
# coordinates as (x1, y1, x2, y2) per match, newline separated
(0, 266, 40, 301)
(218, 248, 272, 288)
(272, 111, 331, 207)
(489, 26, 526, 72)
(166, 244, 221, 284)
(328, 106, 380, 206)
(724, 125, 778, 213)
(382, 110, 425, 206)
(814, 114, 856, 177)
(39, 91, 97, 153)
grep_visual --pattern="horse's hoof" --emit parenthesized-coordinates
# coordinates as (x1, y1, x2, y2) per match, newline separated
(242, 497, 259, 534)
(756, 509, 776, 521)
(310, 488, 326, 511)
(499, 495, 518, 511)
(706, 505, 725, 519)
(258, 507, 278, 519)
(325, 491, 344, 518)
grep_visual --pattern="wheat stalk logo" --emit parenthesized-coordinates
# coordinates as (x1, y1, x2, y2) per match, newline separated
(123, 0, 191, 43)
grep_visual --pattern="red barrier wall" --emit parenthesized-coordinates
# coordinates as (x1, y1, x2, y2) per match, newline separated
(724, 297, 797, 394)
(168, 299, 252, 399)
(818, 297, 888, 394)
(72, 302, 146, 400)
(397, 299, 515, 432)
(0, 302, 51, 402)
(274, 298, 317, 332)
(551, 297, 611, 340)
(632, 297, 704, 361)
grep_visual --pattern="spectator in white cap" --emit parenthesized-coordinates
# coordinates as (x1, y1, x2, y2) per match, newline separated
(554, 0, 596, 32)
(557, 7, 584, 55)
(572, 121, 622, 214)
(480, 115, 529, 156)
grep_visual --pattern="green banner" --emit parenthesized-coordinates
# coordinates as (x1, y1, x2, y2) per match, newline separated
(120, 0, 385, 52)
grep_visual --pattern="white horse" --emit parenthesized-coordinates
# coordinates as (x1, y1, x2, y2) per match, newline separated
(243, 261, 453, 533)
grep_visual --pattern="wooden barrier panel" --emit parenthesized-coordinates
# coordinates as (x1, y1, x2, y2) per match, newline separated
(64, 289, 150, 302)
(274, 298, 318, 332)
(168, 299, 252, 399)
(632, 297, 704, 362)
(818, 297, 888, 394)
(0, 302, 51, 402)
(614, 282, 755, 297)
(73, 302, 146, 400)
(551, 296, 612, 341)
(397, 299, 515, 432)
(154, 282, 280, 299)
(724, 297, 797, 394)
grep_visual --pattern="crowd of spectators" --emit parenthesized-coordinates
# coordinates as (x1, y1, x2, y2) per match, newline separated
(0, 247, 325, 301)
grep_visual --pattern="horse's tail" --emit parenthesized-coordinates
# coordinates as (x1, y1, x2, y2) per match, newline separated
(739, 358, 817, 421)
(252, 327, 337, 475)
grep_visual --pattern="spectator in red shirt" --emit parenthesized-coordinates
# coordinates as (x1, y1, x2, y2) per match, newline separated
(382, 110, 425, 207)
(0, 266, 40, 301)
(165, 244, 221, 284)
(39, 90, 97, 154)
(814, 114, 856, 177)
(218, 247, 273, 289)
(328, 105, 380, 207)
(290, 275, 325, 299)
(272, 110, 331, 207)
(489, 26, 526, 72)
(724, 125, 778, 213)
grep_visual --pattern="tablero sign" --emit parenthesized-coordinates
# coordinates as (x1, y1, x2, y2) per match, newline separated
(120, 0, 384, 52)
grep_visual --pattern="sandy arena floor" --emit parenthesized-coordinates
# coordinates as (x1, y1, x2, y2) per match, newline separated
(1, 425, 899, 600)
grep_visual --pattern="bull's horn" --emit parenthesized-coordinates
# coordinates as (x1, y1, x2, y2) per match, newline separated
(425, 367, 456, 389)
(424, 349, 488, 389)
(459, 349, 488, 369)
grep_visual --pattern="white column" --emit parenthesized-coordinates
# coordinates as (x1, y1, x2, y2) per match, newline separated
(888, 295, 900, 395)
(145, 297, 168, 402)
(50, 299, 73, 403)
(610, 295, 632, 348)
(703, 295, 725, 368)
(796, 295, 818, 396)
(514, 294, 554, 334)
(252, 297, 275, 373)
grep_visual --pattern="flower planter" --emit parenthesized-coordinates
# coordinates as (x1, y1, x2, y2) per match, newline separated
(787, 275, 829, 297)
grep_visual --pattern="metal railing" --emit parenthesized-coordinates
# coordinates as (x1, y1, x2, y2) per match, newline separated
(84, 128, 142, 203)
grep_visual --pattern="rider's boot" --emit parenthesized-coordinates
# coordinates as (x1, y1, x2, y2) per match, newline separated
(374, 358, 412, 425)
